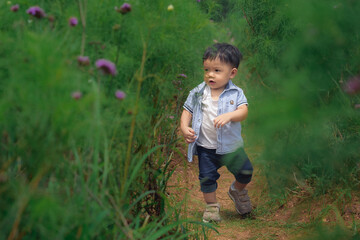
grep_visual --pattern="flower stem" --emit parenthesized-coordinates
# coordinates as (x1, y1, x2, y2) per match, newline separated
(122, 40, 147, 195)
(7, 166, 49, 240)
(78, 0, 87, 56)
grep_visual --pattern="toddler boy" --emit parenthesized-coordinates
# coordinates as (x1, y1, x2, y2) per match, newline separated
(180, 43, 253, 222)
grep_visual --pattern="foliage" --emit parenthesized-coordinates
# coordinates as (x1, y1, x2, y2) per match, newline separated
(1, 0, 359, 238)
(304, 225, 359, 240)
(221, 0, 360, 195)
(0, 0, 224, 239)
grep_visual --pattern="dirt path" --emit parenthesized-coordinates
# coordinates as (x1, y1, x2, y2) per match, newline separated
(167, 144, 360, 239)
(171, 161, 255, 239)
(167, 145, 271, 239)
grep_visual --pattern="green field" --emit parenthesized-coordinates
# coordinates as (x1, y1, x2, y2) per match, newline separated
(1, 0, 359, 239)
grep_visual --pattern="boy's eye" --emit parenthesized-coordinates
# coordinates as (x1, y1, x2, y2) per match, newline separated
(215, 69, 220, 72)
(204, 69, 208, 72)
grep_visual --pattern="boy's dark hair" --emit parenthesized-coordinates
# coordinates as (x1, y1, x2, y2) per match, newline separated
(203, 43, 243, 69)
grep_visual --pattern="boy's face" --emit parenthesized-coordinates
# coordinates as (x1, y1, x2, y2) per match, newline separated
(203, 57, 237, 92)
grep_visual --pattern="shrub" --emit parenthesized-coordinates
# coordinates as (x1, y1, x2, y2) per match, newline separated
(0, 0, 224, 238)
(226, 0, 360, 194)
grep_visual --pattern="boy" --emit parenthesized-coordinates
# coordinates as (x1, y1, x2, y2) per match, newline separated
(180, 43, 253, 222)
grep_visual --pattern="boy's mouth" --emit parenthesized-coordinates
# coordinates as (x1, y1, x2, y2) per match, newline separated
(208, 80, 215, 84)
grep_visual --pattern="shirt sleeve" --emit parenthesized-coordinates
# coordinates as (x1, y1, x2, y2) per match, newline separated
(183, 90, 195, 114)
(236, 89, 248, 107)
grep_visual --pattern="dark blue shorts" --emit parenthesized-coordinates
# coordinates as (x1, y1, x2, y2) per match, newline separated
(197, 145, 253, 193)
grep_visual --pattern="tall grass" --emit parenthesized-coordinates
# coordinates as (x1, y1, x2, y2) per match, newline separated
(220, 0, 360, 195)
(215, 0, 360, 237)
(0, 0, 228, 238)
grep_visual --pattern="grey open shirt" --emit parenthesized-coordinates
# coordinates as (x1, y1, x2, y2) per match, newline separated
(183, 80, 248, 162)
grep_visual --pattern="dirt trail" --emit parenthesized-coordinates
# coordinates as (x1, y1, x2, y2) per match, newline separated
(167, 144, 360, 239)
(168, 147, 262, 239)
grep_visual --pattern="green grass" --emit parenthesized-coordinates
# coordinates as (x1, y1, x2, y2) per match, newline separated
(1, 0, 360, 239)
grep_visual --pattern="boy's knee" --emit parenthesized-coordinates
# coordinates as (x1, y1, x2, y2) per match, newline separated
(235, 173, 252, 184)
(223, 149, 253, 184)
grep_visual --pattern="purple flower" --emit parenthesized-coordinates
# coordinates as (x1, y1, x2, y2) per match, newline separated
(168, 115, 174, 119)
(177, 73, 187, 78)
(71, 91, 82, 100)
(343, 75, 360, 95)
(197, 0, 201, 2)
(69, 17, 78, 27)
(11, 4, 19, 12)
(77, 56, 90, 66)
(115, 3, 131, 14)
(115, 90, 126, 100)
(95, 59, 117, 76)
(26, 6, 46, 19)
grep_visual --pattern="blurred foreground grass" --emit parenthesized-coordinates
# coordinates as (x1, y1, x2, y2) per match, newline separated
(0, 0, 359, 239)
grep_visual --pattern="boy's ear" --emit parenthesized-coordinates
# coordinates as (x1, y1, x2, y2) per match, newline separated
(230, 68, 238, 78)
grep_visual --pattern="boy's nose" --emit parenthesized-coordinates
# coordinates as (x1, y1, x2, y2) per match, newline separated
(207, 71, 215, 77)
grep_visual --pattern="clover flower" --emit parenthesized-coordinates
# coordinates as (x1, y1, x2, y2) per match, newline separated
(10, 4, 19, 12)
(69, 17, 78, 27)
(115, 3, 131, 14)
(115, 90, 126, 100)
(343, 75, 360, 95)
(77, 56, 90, 66)
(71, 91, 82, 100)
(26, 6, 46, 19)
(178, 73, 187, 78)
(167, 4, 174, 11)
(95, 59, 117, 76)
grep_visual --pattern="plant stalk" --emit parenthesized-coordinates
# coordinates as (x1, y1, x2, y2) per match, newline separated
(121, 40, 147, 194)
(78, 0, 87, 56)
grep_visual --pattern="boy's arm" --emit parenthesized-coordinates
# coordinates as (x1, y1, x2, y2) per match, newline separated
(213, 104, 248, 128)
(180, 109, 196, 143)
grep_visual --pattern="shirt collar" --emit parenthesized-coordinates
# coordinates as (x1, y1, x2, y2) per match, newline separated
(224, 80, 237, 91)
(196, 79, 236, 96)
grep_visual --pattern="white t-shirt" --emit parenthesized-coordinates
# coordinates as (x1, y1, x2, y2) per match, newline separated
(197, 85, 218, 149)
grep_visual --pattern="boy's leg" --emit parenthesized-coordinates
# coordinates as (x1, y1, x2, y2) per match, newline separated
(197, 146, 222, 222)
(222, 148, 253, 216)
(203, 191, 217, 204)
(233, 181, 247, 191)
(197, 146, 222, 197)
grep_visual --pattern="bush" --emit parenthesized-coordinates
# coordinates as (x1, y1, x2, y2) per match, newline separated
(0, 0, 224, 238)
(226, 0, 360, 194)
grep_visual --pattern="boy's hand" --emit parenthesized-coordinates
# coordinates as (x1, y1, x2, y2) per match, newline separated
(180, 109, 196, 144)
(181, 127, 196, 143)
(213, 112, 232, 128)
(214, 105, 248, 128)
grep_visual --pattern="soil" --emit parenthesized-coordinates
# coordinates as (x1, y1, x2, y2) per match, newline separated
(167, 143, 360, 240)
